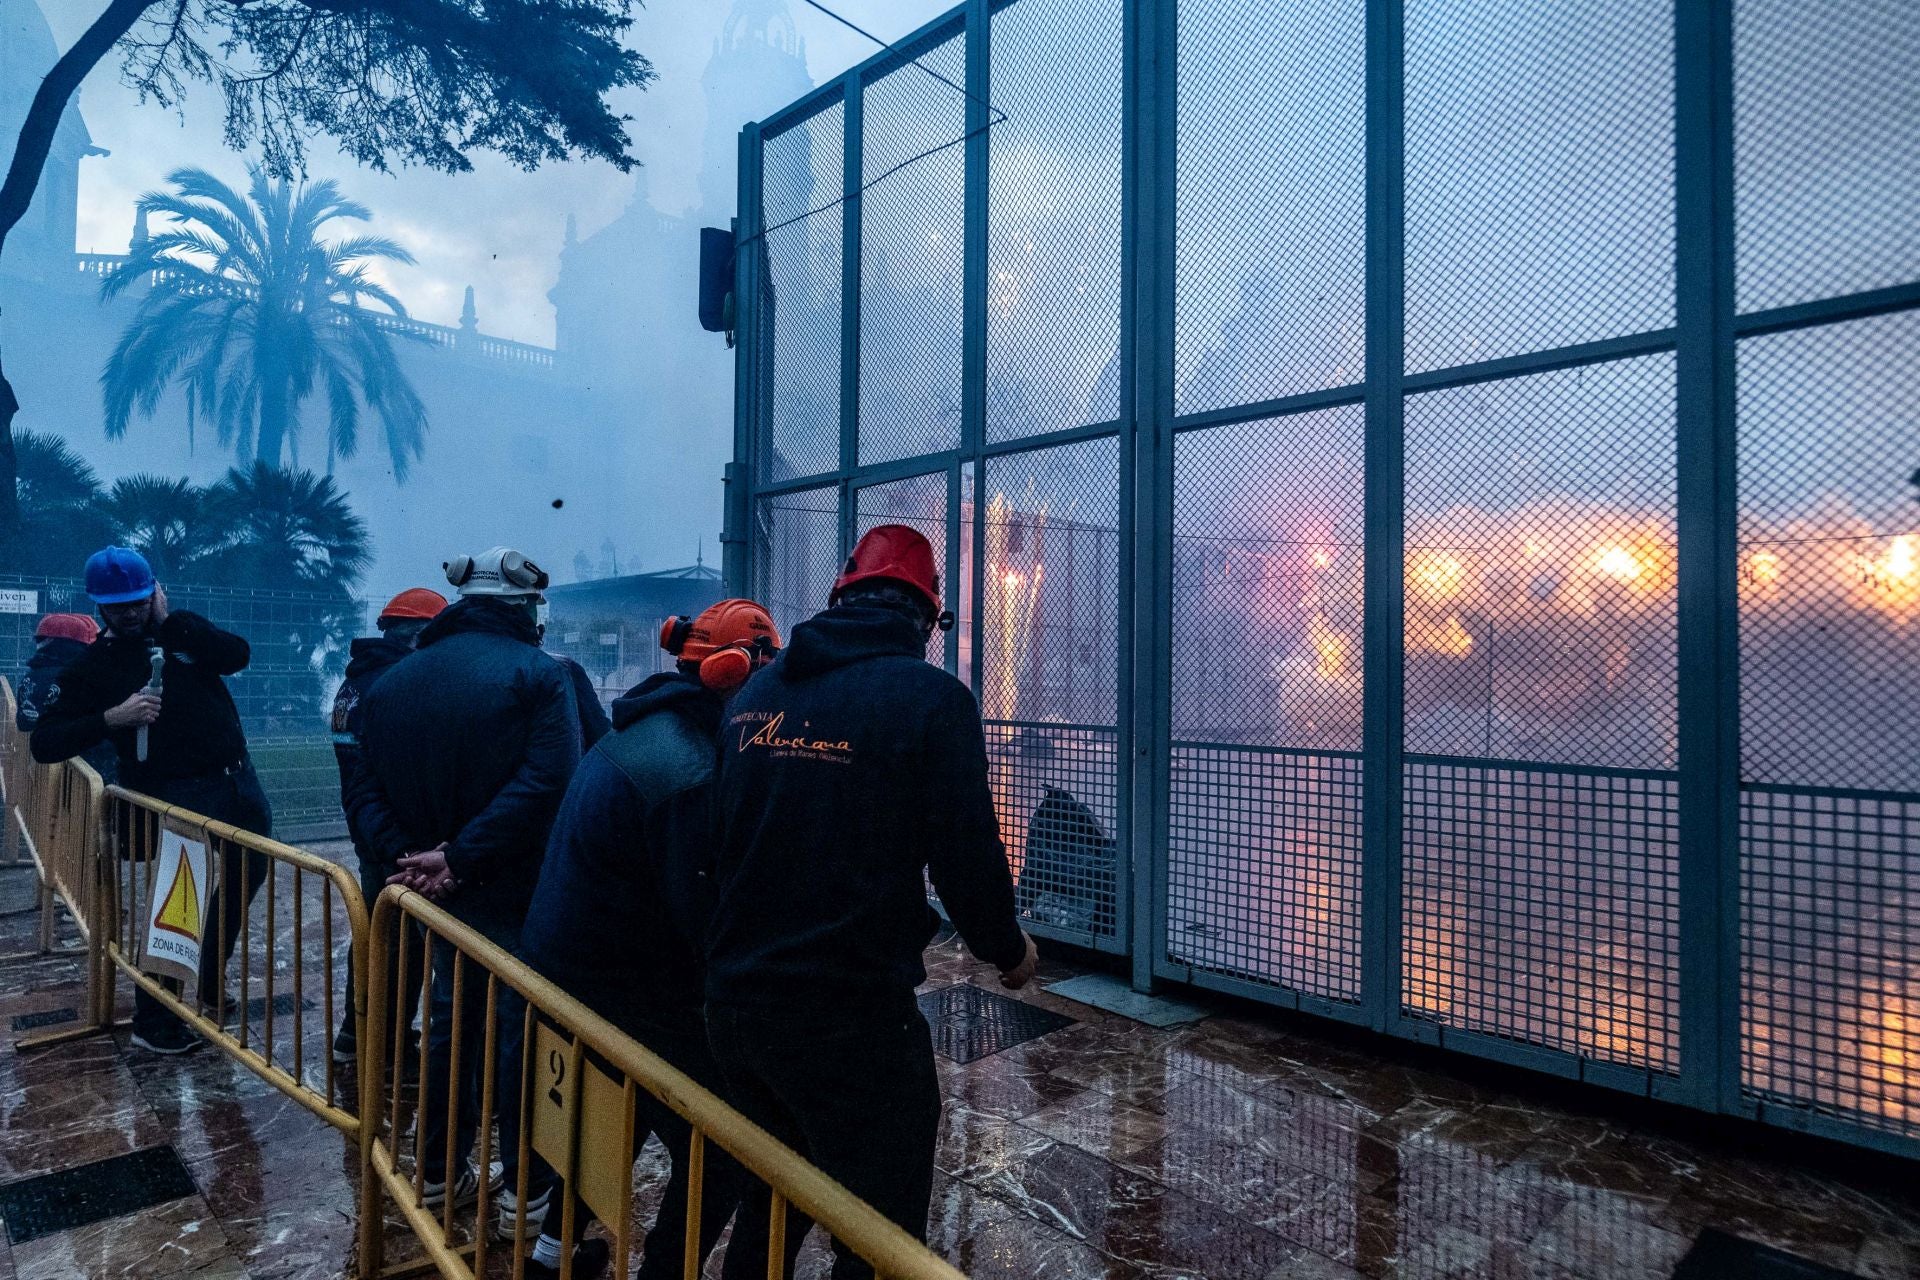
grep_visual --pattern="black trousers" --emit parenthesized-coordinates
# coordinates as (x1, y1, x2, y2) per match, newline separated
(131, 764, 273, 1038)
(339, 853, 425, 1056)
(707, 1001, 941, 1280)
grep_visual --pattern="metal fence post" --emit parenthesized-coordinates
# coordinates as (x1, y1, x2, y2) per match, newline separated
(726, 125, 765, 599)
(1361, 0, 1407, 1034)
(1122, 0, 1176, 993)
(962, 0, 991, 695)
(840, 72, 866, 485)
(1674, 0, 1740, 1115)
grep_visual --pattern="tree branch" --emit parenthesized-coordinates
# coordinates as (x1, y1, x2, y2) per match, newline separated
(0, 0, 157, 256)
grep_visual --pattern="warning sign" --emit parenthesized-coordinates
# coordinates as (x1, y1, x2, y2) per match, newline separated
(141, 821, 210, 986)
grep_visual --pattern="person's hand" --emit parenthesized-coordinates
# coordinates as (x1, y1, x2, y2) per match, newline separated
(389, 845, 455, 899)
(999, 932, 1039, 990)
(103, 690, 162, 729)
(149, 583, 169, 626)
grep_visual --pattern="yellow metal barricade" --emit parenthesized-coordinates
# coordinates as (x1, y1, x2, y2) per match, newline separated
(359, 888, 967, 1280)
(101, 786, 369, 1136)
(0, 680, 114, 1040)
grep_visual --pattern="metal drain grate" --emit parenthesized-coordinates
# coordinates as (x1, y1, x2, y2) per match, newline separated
(0, 1147, 198, 1244)
(10, 1008, 77, 1033)
(1672, 1229, 1862, 1280)
(917, 983, 1073, 1064)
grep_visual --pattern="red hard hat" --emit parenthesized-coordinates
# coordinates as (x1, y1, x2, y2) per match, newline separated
(378, 587, 448, 626)
(831, 525, 941, 612)
(35, 613, 99, 645)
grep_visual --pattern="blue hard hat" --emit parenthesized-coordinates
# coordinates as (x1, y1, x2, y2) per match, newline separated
(84, 546, 156, 605)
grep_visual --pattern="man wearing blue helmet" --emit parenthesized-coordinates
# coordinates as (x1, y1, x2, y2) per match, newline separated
(32, 546, 270, 1055)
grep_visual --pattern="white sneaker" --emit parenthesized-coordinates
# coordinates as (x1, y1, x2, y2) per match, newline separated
(493, 1184, 552, 1241)
(420, 1160, 503, 1211)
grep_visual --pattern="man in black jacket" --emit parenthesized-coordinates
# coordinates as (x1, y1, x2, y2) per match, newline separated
(327, 586, 446, 1065)
(346, 546, 580, 1212)
(16, 613, 116, 782)
(33, 547, 271, 1056)
(708, 525, 1036, 1280)
(514, 598, 780, 1280)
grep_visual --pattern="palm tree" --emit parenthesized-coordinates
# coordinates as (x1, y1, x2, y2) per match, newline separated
(100, 166, 429, 479)
(196, 463, 371, 594)
(12, 430, 114, 576)
(99, 474, 212, 580)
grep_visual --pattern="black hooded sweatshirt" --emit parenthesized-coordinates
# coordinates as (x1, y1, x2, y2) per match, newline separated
(16, 638, 117, 781)
(31, 611, 250, 789)
(706, 603, 1026, 1014)
(521, 671, 721, 1041)
(344, 597, 580, 938)
(330, 635, 415, 853)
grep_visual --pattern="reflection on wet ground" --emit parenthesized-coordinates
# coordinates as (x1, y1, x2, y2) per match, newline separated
(1, 848, 1915, 1279)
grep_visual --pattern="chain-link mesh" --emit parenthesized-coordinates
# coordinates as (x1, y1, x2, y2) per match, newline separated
(761, 103, 846, 483)
(1165, 407, 1364, 999)
(1404, 0, 1674, 373)
(980, 438, 1120, 728)
(1734, 1, 1920, 314)
(1403, 763, 1680, 1072)
(986, 0, 1124, 441)
(981, 437, 1121, 942)
(1401, 357, 1679, 1073)
(1174, 0, 1364, 416)
(988, 722, 1119, 941)
(752, 486, 841, 645)
(1737, 314, 1920, 793)
(1404, 358, 1678, 770)
(1168, 747, 1362, 1001)
(0, 575, 364, 831)
(1737, 311, 1920, 1134)
(853, 470, 948, 663)
(859, 29, 967, 468)
(1741, 789, 1920, 1136)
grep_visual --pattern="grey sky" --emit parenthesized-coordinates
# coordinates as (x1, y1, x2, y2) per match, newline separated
(38, 0, 956, 347)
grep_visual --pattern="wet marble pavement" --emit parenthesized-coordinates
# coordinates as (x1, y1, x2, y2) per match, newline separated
(2, 853, 1917, 1279)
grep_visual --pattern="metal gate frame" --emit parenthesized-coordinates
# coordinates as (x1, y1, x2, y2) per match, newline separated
(725, 0, 1920, 1160)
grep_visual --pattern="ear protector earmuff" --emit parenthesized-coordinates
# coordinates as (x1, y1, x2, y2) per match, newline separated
(659, 615, 694, 655)
(500, 550, 549, 591)
(444, 555, 474, 588)
(695, 636, 777, 693)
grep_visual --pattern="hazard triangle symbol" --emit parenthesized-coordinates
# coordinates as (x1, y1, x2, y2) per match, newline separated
(154, 854, 201, 939)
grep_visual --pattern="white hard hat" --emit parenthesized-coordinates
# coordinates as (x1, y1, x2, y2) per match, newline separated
(444, 546, 551, 597)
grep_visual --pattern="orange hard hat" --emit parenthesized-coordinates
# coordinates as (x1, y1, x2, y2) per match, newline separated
(659, 598, 781, 693)
(34, 613, 99, 645)
(378, 587, 448, 626)
(830, 524, 941, 612)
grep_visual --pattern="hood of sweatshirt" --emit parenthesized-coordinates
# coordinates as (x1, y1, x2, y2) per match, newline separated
(778, 604, 928, 681)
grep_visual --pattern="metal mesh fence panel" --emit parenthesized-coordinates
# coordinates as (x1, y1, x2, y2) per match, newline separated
(1404, 0, 1674, 373)
(1402, 763, 1680, 1072)
(735, 0, 1920, 1157)
(1740, 789, 1920, 1136)
(1734, 1, 1920, 314)
(858, 28, 967, 467)
(1166, 406, 1364, 999)
(981, 437, 1121, 942)
(760, 102, 846, 483)
(986, 0, 1124, 441)
(0, 576, 362, 831)
(1401, 357, 1680, 1073)
(1736, 313, 1920, 792)
(853, 470, 948, 663)
(1403, 359, 1678, 771)
(1168, 747, 1362, 1002)
(1737, 311, 1920, 1137)
(752, 486, 841, 646)
(1174, 0, 1364, 416)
